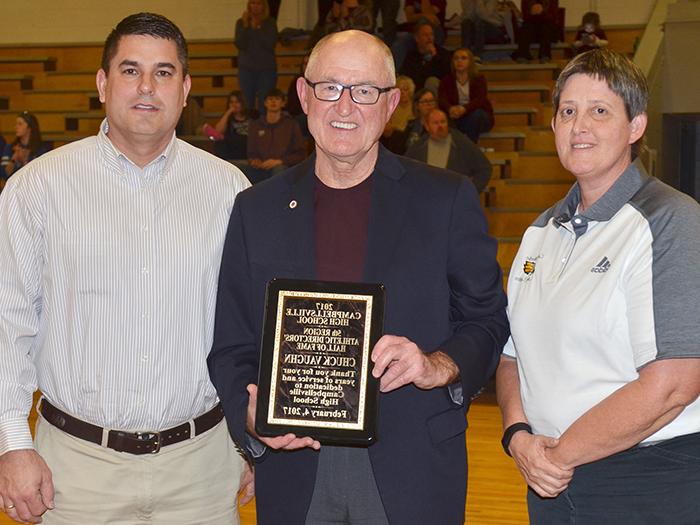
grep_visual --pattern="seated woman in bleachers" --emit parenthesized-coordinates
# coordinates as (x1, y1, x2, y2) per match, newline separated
(212, 90, 250, 161)
(403, 87, 439, 151)
(438, 48, 494, 143)
(1, 111, 50, 180)
(235, 0, 278, 116)
(381, 75, 416, 154)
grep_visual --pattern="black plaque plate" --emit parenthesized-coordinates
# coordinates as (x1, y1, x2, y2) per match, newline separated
(256, 278, 384, 445)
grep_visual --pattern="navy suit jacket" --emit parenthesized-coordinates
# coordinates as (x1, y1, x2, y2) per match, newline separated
(208, 146, 509, 524)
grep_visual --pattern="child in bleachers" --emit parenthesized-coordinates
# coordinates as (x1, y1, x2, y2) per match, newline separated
(573, 12, 608, 55)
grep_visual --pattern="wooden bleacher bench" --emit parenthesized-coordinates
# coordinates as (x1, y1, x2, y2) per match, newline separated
(64, 111, 103, 131)
(490, 84, 551, 103)
(480, 62, 561, 80)
(0, 74, 34, 90)
(493, 106, 538, 126)
(489, 158, 512, 179)
(189, 68, 297, 88)
(0, 56, 57, 71)
(480, 131, 527, 151)
(189, 49, 307, 68)
(0, 96, 8, 111)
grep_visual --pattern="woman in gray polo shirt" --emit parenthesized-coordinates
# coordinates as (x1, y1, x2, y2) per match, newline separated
(496, 49, 700, 524)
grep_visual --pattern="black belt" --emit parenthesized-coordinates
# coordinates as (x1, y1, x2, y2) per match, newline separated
(39, 399, 224, 455)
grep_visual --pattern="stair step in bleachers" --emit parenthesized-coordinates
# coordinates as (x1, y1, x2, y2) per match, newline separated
(489, 83, 551, 103)
(485, 208, 542, 237)
(0, 74, 34, 90)
(480, 62, 561, 80)
(486, 178, 570, 208)
(0, 56, 57, 72)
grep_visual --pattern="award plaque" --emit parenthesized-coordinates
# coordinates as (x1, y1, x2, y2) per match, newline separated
(256, 278, 384, 445)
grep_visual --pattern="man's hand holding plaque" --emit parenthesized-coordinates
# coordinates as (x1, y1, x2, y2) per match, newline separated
(371, 336, 460, 392)
(246, 384, 321, 451)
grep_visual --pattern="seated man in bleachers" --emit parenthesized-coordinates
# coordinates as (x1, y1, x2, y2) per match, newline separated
(399, 22, 451, 94)
(405, 108, 491, 192)
(240, 88, 307, 184)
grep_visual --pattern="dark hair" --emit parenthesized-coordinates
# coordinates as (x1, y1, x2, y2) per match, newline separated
(414, 20, 433, 36)
(226, 90, 248, 127)
(13, 111, 42, 155)
(101, 12, 189, 74)
(413, 87, 435, 104)
(553, 49, 648, 156)
(553, 49, 647, 121)
(265, 87, 286, 99)
(581, 11, 600, 28)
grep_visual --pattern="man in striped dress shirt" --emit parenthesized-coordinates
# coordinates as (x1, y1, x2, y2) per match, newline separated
(0, 13, 252, 525)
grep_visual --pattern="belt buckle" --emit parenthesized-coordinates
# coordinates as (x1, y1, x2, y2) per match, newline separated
(135, 431, 161, 454)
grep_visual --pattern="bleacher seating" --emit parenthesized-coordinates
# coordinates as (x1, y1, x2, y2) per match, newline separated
(0, 25, 646, 288)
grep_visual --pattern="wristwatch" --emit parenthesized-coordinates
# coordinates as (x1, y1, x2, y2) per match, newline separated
(501, 422, 532, 456)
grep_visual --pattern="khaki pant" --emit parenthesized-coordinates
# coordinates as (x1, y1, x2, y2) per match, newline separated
(35, 415, 245, 524)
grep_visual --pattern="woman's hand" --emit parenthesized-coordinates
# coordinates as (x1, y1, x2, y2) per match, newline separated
(509, 432, 573, 498)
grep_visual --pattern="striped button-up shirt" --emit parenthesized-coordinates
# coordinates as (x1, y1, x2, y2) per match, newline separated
(0, 121, 250, 454)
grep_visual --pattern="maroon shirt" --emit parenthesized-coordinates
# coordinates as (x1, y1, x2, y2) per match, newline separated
(314, 175, 373, 282)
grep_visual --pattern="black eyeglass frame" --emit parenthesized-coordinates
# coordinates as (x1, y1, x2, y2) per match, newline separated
(304, 78, 395, 105)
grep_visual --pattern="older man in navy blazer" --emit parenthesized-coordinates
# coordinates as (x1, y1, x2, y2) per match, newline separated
(209, 29, 508, 524)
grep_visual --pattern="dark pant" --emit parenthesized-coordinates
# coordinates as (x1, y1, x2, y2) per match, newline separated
(372, 0, 400, 46)
(514, 17, 555, 60)
(456, 108, 493, 144)
(305, 446, 389, 525)
(461, 18, 505, 57)
(528, 431, 700, 525)
(234, 162, 286, 185)
(238, 67, 277, 116)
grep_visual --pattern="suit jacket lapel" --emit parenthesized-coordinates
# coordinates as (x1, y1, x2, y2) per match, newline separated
(364, 147, 409, 283)
(283, 155, 317, 279)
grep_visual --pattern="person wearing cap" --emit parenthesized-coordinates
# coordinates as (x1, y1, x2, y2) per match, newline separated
(241, 87, 307, 184)
(0, 12, 251, 525)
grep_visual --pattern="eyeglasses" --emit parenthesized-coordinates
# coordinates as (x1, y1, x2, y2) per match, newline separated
(305, 78, 394, 105)
(417, 98, 436, 105)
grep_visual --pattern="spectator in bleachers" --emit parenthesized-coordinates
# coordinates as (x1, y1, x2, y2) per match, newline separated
(391, 0, 447, 69)
(381, 75, 416, 153)
(461, 0, 522, 58)
(1, 111, 50, 180)
(211, 90, 250, 161)
(286, 53, 311, 139)
(438, 47, 494, 143)
(372, 0, 400, 46)
(406, 107, 491, 192)
(404, 87, 438, 150)
(324, 0, 374, 34)
(511, 0, 558, 63)
(400, 22, 451, 94)
(573, 11, 608, 55)
(241, 88, 306, 184)
(235, 0, 278, 116)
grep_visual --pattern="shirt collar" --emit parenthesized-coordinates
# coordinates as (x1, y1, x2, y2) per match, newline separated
(552, 158, 648, 227)
(97, 118, 179, 181)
